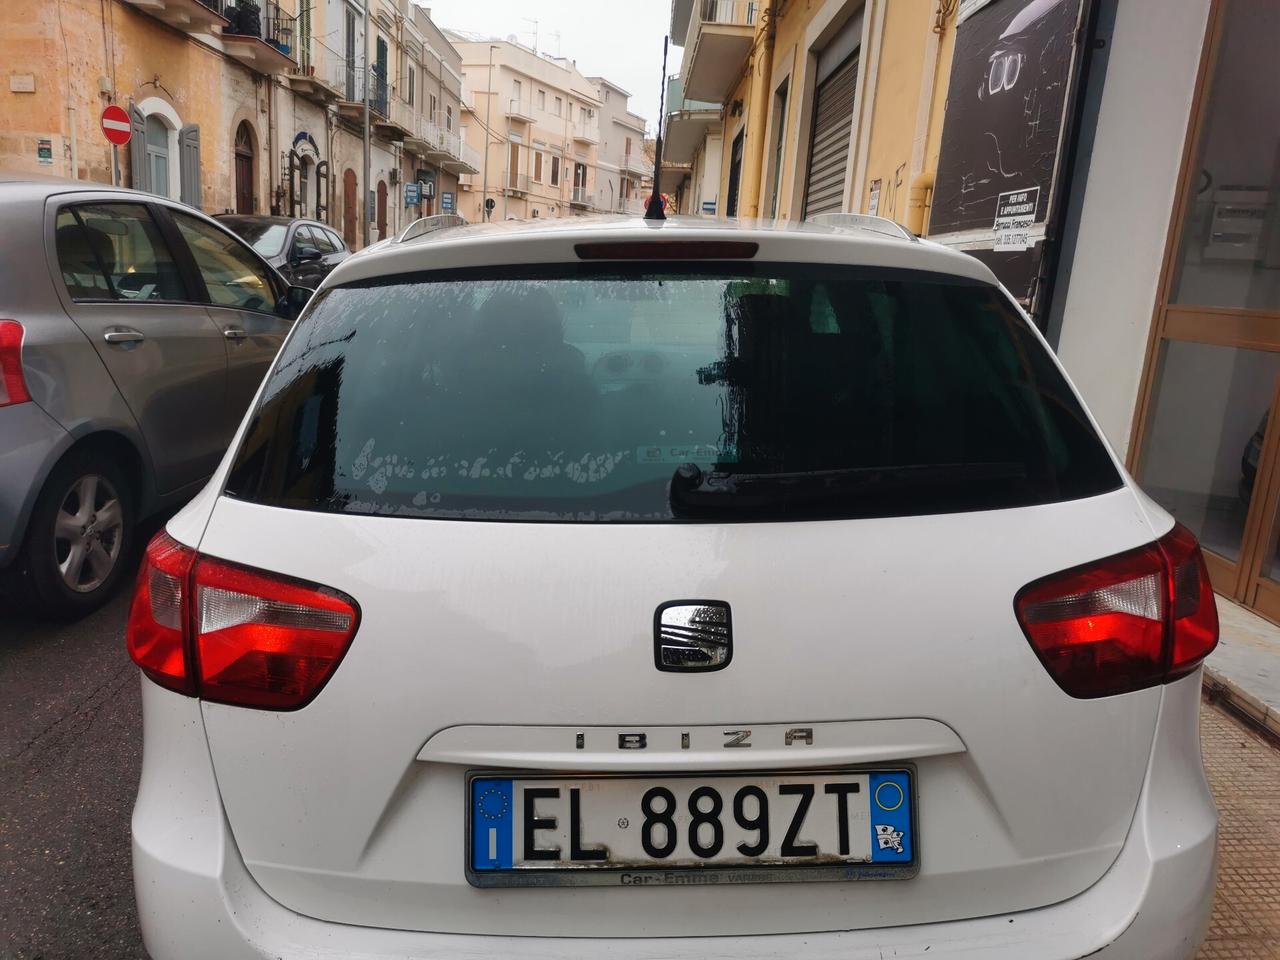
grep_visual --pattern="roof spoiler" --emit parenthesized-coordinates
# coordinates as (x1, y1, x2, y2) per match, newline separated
(805, 213, 919, 242)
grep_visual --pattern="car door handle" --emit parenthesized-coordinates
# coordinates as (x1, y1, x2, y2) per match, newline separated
(222, 327, 248, 340)
(103, 327, 145, 344)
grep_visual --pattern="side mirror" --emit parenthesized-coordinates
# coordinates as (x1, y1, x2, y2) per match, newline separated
(275, 284, 313, 321)
(292, 246, 322, 264)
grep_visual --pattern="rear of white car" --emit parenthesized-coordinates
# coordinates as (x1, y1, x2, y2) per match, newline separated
(129, 219, 1218, 959)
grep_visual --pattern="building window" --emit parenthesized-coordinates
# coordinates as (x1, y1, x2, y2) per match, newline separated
(537, 89, 546, 110)
(513, 78, 522, 102)
(533, 151, 543, 182)
(554, 96, 562, 117)
(408, 66, 415, 106)
(430, 94, 437, 119)
(144, 115, 171, 199)
(446, 105, 452, 130)
(130, 97, 197, 206)
(550, 155, 560, 187)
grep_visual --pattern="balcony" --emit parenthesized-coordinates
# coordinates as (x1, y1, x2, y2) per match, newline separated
(621, 152, 654, 177)
(222, 1, 298, 75)
(570, 186, 595, 209)
(119, 0, 229, 35)
(506, 99, 537, 123)
(664, 74, 722, 165)
(335, 65, 367, 120)
(405, 113, 481, 175)
(373, 92, 415, 142)
(681, 0, 757, 103)
(572, 117, 600, 145)
(287, 38, 346, 103)
(505, 171, 530, 195)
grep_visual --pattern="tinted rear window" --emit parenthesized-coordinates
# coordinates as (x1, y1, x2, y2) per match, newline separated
(225, 263, 1121, 522)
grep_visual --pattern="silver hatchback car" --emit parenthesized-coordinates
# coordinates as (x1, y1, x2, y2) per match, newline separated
(0, 174, 310, 617)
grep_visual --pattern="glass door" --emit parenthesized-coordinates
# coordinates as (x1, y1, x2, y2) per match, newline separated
(1132, 0, 1280, 618)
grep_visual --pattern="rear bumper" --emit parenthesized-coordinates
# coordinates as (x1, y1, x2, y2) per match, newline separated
(0, 401, 69, 569)
(132, 672, 1216, 960)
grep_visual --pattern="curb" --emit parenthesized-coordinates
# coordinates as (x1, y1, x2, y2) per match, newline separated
(1203, 666, 1280, 744)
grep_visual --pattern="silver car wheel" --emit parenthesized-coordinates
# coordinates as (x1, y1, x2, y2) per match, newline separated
(53, 474, 124, 593)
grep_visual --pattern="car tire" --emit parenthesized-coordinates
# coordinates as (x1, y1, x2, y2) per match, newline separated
(16, 450, 136, 619)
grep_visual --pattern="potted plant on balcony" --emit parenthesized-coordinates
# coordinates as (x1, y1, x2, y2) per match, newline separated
(227, 0, 261, 37)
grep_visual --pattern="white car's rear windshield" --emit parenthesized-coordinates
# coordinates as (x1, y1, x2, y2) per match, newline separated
(224, 262, 1121, 522)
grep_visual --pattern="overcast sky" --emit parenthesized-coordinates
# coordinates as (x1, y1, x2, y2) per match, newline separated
(416, 0, 674, 134)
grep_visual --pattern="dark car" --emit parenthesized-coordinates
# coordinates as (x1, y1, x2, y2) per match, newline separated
(214, 215, 350, 288)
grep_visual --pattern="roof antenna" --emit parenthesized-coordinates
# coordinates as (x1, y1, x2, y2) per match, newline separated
(644, 35, 670, 221)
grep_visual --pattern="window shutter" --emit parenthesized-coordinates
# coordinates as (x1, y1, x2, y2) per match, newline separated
(129, 104, 148, 192)
(288, 149, 300, 218)
(179, 124, 202, 208)
(315, 160, 329, 222)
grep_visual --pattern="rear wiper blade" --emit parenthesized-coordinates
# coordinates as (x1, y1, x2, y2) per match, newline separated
(668, 461, 1029, 518)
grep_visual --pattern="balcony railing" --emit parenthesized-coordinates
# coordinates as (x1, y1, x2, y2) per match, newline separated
(458, 141, 481, 172)
(699, 0, 757, 26)
(262, 2, 296, 55)
(505, 171, 530, 193)
(507, 99, 536, 121)
(572, 117, 600, 144)
(570, 186, 594, 206)
(370, 65, 389, 116)
(289, 37, 347, 100)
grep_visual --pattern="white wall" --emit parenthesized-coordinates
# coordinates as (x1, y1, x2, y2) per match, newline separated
(1053, 0, 1211, 457)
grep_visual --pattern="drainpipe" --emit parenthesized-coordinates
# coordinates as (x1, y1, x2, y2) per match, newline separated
(739, 0, 775, 220)
(67, 102, 78, 180)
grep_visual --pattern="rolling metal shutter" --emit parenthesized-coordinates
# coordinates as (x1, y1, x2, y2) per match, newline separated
(803, 52, 858, 217)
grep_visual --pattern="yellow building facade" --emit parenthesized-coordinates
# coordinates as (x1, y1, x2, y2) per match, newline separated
(666, 0, 957, 232)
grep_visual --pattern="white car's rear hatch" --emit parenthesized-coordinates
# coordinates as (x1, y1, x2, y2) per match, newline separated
(138, 240, 1216, 936)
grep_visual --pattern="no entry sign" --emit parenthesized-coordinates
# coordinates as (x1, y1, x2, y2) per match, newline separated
(101, 105, 131, 146)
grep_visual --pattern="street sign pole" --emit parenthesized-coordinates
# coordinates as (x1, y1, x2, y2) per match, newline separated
(111, 144, 120, 187)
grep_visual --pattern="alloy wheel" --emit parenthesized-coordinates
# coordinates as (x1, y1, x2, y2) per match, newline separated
(53, 474, 124, 593)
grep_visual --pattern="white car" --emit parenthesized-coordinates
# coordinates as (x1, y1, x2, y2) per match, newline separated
(127, 215, 1219, 960)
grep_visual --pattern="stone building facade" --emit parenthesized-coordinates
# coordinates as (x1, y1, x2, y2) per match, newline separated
(0, 0, 473, 249)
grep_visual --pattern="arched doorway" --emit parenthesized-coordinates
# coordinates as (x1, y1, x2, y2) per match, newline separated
(234, 122, 254, 213)
(376, 180, 387, 240)
(342, 168, 357, 246)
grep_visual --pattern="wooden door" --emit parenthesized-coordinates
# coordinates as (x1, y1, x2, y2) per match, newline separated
(376, 180, 387, 239)
(342, 168, 357, 246)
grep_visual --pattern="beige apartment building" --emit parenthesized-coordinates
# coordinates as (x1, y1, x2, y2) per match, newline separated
(0, 0, 475, 248)
(450, 36, 606, 222)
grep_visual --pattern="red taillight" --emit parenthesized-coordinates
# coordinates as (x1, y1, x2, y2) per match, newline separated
(1158, 522, 1220, 679)
(0, 320, 32, 407)
(125, 532, 359, 710)
(1015, 522, 1218, 698)
(126, 533, 197, 695)
(193, 556, 358, 709)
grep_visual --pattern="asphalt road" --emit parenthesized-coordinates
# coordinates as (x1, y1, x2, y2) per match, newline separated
(0, 588, 145, 960)
(1, 563, 1277, 960)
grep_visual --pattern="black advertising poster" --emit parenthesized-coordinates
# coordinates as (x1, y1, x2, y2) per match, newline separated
(929, 0, 1086, 311)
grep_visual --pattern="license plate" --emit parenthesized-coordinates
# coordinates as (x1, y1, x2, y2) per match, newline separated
(466, 769, 915, 887)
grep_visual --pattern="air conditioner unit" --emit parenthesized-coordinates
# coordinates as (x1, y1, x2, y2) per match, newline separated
(389, 169, 400, 185)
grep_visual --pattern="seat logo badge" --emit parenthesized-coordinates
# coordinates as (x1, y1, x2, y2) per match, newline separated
(654, 601, 732, 672)
(617, 733, 647, 750)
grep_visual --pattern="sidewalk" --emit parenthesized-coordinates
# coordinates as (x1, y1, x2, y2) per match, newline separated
(1204, 595, 1280, 740)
